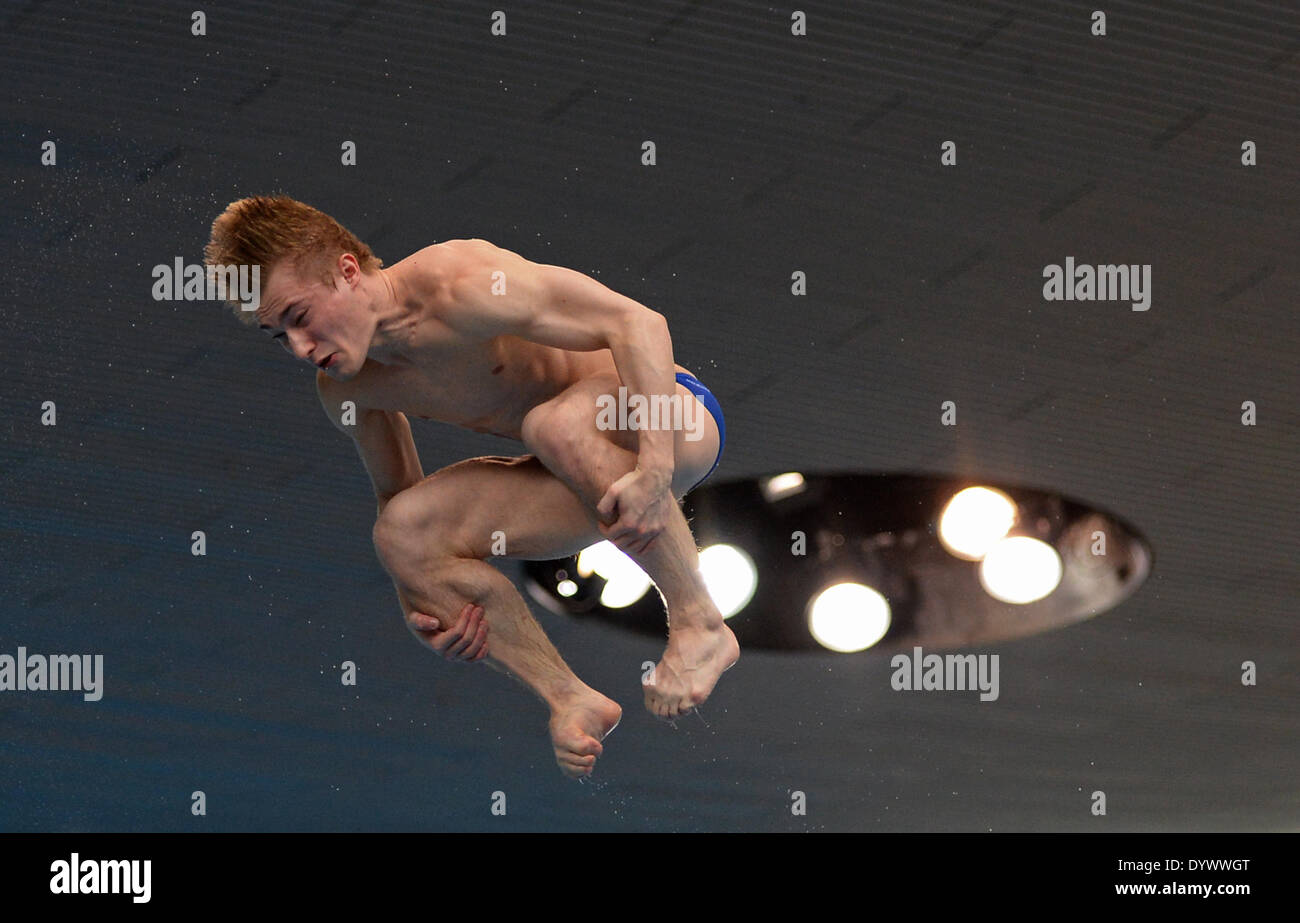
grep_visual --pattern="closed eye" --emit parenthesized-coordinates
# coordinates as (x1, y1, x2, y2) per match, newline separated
(266, 301, 304, 339)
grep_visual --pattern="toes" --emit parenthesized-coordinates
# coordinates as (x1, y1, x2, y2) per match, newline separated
(554, 729, 603, 757)
(646, 687, 693, 720)
(558, 754, 596, 777)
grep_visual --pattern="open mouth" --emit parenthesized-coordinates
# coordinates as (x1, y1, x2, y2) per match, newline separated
(320, 354, 336, 369)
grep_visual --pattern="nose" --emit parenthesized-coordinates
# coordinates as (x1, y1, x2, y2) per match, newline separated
(285, 328, 316, 364)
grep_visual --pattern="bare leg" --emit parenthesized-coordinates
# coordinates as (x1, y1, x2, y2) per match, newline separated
(521, 373, 740, 718)
(373, 455, 620, 778)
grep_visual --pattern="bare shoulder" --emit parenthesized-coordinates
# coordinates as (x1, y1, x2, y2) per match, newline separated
(441, 236, 499, 252)
(438, 237, 535, 268)
(390, 238, 504, 297)
(396, 240, 545, 338)
(440, 238, 549, 296)
(406, 238, 498, 263)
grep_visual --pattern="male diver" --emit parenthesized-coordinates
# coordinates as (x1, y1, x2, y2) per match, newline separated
(206, 196, 737, 778)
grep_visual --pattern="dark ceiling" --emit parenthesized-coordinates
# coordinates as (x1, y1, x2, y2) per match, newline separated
(2, 0, 1297, 831)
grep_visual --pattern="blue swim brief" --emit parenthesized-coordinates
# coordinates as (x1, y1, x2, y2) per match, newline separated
(675, 371, 726, 492)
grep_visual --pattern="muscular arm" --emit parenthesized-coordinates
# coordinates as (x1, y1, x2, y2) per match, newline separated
(315, 369, 425, 514)
(441, 240, 678, 476)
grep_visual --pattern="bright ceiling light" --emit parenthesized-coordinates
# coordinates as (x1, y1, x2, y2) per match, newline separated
(576, 541, 653, 608)
(939, 486, 1017, 560)
(698, 543, 757, 618)
(807, 582, 892, 652)
(762, 472, 806, 501)
(979, 536, 1063, 604)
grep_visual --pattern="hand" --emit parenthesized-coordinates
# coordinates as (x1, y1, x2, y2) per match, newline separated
(595, 467, 674, 555)
(406, 602, 489, 662)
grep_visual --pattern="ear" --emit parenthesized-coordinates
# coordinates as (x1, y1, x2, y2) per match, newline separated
(337, 252, 361, 287)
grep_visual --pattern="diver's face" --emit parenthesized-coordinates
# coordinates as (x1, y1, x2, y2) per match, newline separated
(258, 257, 370, 379)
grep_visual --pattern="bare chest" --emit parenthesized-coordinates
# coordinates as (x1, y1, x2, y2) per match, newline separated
(345, 333, 570, 438)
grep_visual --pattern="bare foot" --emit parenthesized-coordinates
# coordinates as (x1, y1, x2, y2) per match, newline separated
(548, 688, 623, 779)
(644, 622, 740, 718)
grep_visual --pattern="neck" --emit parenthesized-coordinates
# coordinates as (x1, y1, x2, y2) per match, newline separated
(364, 267, 417, 364)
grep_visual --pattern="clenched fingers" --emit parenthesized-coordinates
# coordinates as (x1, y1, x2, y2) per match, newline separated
(428, 604, 487, 661)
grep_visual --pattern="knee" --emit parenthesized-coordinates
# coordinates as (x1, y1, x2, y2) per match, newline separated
(523, 392, 604, 460)
(372, 488, 416, 553)
(520, 400, 570, 456)
(372, 484, 459, 569)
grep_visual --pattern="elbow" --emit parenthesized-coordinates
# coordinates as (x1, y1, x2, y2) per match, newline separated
(601, 306, 669, 353)
(616, 308, 668, 342)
